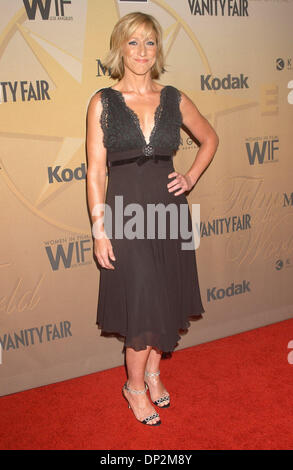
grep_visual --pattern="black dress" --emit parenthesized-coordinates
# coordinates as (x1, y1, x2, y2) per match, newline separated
(96, 85, 205, 352)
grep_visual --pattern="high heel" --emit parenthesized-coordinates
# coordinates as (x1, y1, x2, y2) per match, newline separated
(122, 381, 161, 426)
(144, 370, 170, 408)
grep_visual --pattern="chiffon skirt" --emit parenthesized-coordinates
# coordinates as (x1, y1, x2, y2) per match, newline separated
(96, 157, 205, 352)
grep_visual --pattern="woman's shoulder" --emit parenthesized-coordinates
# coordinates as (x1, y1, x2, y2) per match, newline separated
(162, 84, 184, 103)
(90, 86, 113, 100)
(88, 87, 113, 106)
(94, 87, 111, 98)
(165, 86, 193, 106)
(87, 88, 109, 117)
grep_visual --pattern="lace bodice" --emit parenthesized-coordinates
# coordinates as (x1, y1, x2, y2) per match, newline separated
(98, 85, 182, 156)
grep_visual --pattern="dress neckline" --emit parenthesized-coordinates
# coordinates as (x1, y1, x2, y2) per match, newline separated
(109, 86, 168, 146)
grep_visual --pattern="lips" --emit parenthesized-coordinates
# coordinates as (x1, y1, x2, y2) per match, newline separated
(135, 59, 148, 63)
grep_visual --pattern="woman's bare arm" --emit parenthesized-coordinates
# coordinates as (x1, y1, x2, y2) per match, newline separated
(86, 91, 116, 269)
(167, 90, 219, 195)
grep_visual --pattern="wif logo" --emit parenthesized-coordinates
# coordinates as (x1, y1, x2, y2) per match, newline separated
(245, 137, 279, 165)
(23, 0, 72, 20)
(44, 237, 92, 270)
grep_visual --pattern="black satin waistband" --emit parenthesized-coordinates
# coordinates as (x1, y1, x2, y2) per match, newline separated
(108, 154, 172, 167)
(107, 147, 173, 168)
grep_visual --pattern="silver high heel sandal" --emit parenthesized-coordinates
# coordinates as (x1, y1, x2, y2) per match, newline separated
(122, 381, 161, 426)
(144, 370, 170, 408)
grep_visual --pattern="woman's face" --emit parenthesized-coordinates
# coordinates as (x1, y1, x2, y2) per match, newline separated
(122, 24, 157, 77)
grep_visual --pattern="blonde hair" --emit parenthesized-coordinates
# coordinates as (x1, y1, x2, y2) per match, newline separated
(103, 12, 165, 80)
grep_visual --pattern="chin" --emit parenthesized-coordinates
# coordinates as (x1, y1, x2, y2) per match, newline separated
(127, 65, 153, 76)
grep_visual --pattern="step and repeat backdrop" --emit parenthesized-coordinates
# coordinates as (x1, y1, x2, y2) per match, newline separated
(0, 0, 292, 396)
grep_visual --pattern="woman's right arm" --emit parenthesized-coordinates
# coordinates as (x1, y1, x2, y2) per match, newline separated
(86, 91, 116, 270)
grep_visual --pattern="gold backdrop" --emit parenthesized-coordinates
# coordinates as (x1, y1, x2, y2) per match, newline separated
(1, 0, 292, 396)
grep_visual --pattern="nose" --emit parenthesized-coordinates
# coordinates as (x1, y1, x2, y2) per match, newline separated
(138, 42, 146, 56)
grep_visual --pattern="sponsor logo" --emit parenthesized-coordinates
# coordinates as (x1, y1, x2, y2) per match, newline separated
(276, 57, 291, 71)
(23, 0, 72, 21)
(200, 213, 251, 237)
(44, 235, 92, 270)
(275, 258, 292, 271)
(188, 0, 249, 16)
(0, 321, 72, 353)
(0, 80, 50, 103)
(245, 137, 279, 165)
(207, 280, 251, 302)
(48, 163, 86, 183)
(200, 73, 249, 91)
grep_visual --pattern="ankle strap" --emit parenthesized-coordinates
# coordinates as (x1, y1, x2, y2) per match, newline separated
(124, 381, 148, 394)
(145, 370, 160, 377)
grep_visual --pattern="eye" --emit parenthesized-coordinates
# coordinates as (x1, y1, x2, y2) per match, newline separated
(128, 40, 137, 46)
(146, 40, 155, 46)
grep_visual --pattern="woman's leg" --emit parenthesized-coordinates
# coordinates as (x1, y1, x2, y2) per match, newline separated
(145, 348, 170, 406)
(123, 346, 161, 424)
(145, 347, 162, 373)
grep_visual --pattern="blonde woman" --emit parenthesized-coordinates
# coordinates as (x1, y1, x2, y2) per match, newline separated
(86, 12, 219, 426)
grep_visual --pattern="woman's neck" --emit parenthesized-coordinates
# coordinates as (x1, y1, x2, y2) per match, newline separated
(117, 71, 156, 95)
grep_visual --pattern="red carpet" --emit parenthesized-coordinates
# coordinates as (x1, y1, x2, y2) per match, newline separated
(0, 318, 292, 450)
